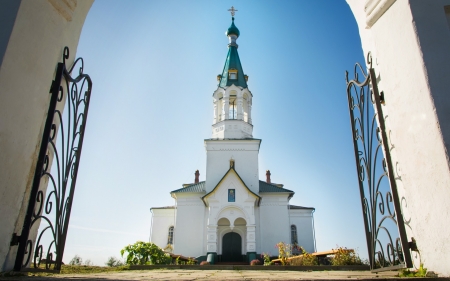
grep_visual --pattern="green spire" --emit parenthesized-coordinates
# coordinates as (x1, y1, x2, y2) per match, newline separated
(219, 18, 247, 88)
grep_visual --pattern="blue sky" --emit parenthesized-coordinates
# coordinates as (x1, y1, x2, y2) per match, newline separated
(63, 0, 367, 265)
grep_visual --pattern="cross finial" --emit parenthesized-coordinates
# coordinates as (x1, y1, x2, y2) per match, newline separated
(228, 6, 238, 17)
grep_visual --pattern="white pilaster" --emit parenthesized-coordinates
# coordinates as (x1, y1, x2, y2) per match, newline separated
(246, 225, 256, 252)
(206, 225, 218, 253)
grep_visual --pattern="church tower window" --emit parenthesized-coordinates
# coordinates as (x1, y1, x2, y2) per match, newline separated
(291, 225, 298, 244)
(167, 226, 174, 245)
(228, 69, 238, 80)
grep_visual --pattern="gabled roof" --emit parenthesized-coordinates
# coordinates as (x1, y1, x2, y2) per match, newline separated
(202, 167, 261, 206)
(219, 46, 247, 88)
(259, 180, 294, 194)
(171, 181, 206, 194)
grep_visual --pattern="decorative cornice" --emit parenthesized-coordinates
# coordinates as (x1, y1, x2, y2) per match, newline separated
(365, 0, 396, 28)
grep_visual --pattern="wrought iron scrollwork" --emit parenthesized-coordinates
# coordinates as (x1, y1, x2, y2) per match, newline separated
(345, 53, 412, 272)
(14, 46, 92, 272)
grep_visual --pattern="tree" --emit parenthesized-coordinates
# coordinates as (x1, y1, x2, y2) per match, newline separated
(69, 255, 82, 265)
(105, 256, 124, 267)
(84, 259, 93, 266)
(120, 241, 170, 265)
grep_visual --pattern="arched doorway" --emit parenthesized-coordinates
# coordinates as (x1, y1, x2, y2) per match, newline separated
(222, 232, 242, 262)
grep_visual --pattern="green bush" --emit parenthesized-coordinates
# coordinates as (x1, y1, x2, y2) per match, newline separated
(120, 241, 170, 265)
(331, 247, 363, 266)
(105, 256, 124, 267)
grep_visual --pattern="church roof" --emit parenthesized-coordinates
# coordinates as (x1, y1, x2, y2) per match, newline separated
(150, 206, 176, 210)
(171, 181, 206, 194)
(289, 205, 315, 210)
(219, 19, 248, 89)
(202, 167, 261, 206)
(259, 180, 295, 194)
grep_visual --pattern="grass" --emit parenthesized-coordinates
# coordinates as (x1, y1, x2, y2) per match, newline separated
(0, 265, 132, 277)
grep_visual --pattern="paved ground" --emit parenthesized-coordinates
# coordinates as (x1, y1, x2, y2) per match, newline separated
(1, 269, 440, 281)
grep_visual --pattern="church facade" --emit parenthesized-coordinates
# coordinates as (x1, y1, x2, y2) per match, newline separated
(150, 15, 316, 263)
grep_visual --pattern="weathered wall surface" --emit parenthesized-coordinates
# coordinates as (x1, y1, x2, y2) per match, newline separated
(347, 0, 450, 276)
(150, 208, 175, 250)
(258, 194, 290, 257)
(172, 194, 205, 257)
(289, 209, 315, 254)
(0, 0, 93, 271)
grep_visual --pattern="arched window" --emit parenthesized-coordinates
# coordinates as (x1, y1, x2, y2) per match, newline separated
(291, 225, 298, 245)
(167, 226, 174, 245)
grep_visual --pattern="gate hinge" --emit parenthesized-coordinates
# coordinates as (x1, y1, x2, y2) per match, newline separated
(379, 91, 385, 105)
(408, 237, 418, 252)
(10, 233, 21, 246)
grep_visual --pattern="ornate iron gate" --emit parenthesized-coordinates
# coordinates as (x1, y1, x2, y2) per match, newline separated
(11, 47, 92, 272)
(345, 53, 414, 272)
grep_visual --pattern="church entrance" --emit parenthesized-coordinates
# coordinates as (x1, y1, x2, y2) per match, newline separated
(221, 232, 242, 262)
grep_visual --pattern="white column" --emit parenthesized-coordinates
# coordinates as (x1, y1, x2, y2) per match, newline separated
(213, 100, 218, 124)
(246, 225, 256, 253)
(222, 97, 229, 120)
(247, 103, 252, 124)
(237, 96, 243, 120)
(206, 225, 218, 253)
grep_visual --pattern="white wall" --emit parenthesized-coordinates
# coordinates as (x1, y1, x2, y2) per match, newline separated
(172, 193, 205, 257)
(205, 139, 260, 194)
(0, 0, 93, 271)
(150, 208, 175, 250)
(347, 0, 450, 276)
(258, 194, 291, 257)
(289, 209, 315, 253)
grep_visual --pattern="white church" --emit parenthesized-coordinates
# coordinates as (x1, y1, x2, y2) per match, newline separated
(150, 12, 316, 263)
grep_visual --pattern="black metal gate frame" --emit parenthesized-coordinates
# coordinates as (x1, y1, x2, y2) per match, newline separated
(11, 47, 92, 272)
(345, 53, 414, 272)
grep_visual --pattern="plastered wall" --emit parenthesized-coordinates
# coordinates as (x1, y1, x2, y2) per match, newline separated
(347, 0, 450, 276)
(0, 0, 93, 271)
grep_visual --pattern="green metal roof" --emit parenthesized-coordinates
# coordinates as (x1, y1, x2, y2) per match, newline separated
(219, 19, 248, 88)
(171, 181, 206, 193)
(289, 205, 315, 210)
(226, 17, 240, 37)
(150, 206, 176, 210)
(259, 180, 294, 193)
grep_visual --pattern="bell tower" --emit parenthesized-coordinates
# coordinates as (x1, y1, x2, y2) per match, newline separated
(205, 10, 261, 194)
(211, 14, 253, 139)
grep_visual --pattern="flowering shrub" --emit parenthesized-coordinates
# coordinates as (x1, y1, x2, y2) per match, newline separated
(250, 259, 261, 266)
(331, 247, 362, 266)
(200, 261, 210, 265)
(289, 249, 318, 266)
(275, 242, 291, 265)
(261, 253, 271, 266)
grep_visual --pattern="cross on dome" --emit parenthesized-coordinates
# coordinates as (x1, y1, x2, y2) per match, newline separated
(228, 6, 238, 17)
